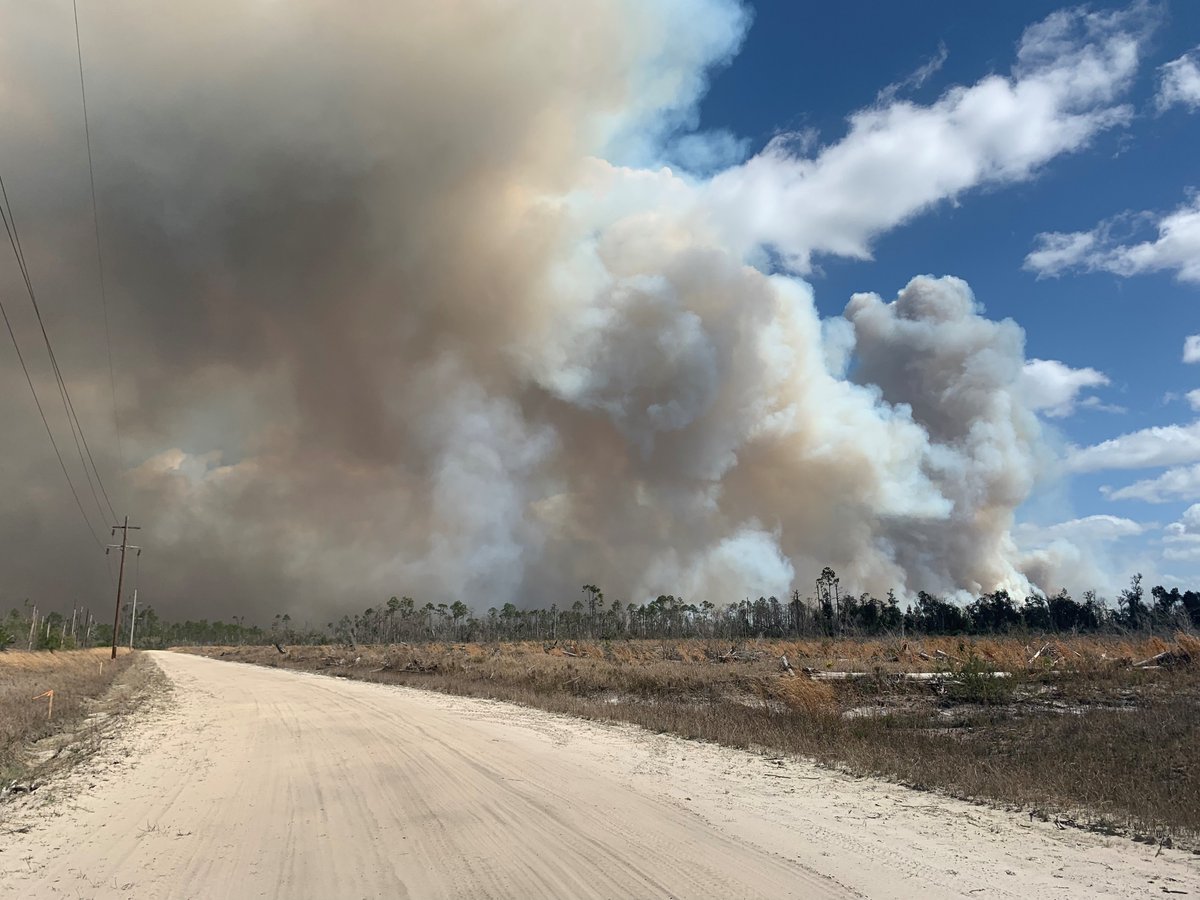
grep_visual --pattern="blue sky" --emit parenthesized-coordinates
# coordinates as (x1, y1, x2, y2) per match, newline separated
(691, 1, 1200, 590)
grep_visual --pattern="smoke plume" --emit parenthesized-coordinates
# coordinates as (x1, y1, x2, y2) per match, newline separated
(0, 1, 1150, 620)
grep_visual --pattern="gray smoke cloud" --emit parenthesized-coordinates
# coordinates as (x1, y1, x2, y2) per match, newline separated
(0, 1, 1149, 621)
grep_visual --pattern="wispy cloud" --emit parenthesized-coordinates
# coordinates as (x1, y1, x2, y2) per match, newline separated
(1026, 192, 1200, 283)
(1016, 514, 1147, 543)
(1155, 46, 1200, 113)
(1069, 421, 1200, 472)
(876, 42, 949, 105)
(1079, 395, 1127, 414)
(1105, 463, 1200, 502)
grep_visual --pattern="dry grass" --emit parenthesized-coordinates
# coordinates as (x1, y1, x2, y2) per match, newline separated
(756, 674, 837, 713)
(179, 635, 1200, 845)
(0, 648, 135, 782)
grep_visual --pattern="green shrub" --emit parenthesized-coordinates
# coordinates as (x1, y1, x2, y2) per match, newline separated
(946, 652, 1014, 705)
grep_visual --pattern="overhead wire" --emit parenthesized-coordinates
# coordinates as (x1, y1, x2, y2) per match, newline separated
(0, 176, 118, 524)
(71, 0, 123, 467)
(0, 288, 104, 549)
(0, 7, 129, 588)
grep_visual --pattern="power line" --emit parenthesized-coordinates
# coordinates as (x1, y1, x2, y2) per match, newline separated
(72, 0, 123, 466)
(0, 178, 107, 525)
(0, 289, 104, 548)
(0, 174, 119, 523)
(0, 185, 115, 524)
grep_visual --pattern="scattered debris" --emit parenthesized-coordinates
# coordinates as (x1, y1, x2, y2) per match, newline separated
(802, 669, 1010, 683)
(711, 645, 762, 663)
(401, 660, 439, 674)
(1134, 649, 1193, 670)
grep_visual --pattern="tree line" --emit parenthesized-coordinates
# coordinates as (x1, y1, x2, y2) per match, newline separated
(3, 570, 1199, 650)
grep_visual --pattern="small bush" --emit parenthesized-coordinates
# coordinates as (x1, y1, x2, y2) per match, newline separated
(946, 653, 1015, 705)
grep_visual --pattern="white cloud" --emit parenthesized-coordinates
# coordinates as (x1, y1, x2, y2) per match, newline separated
(1016, 514, 1147, 544)
(1025, 192, 1200, 283)
(1179, 502, 1200, 531)
(1184, 335, 1200, 363)
(702, 4, 1147, 271)
(1069, 420, 1200, 472)
(1162, 528, 1200, 560)
(1188, 390, 1200, 412)
(1156, 46, 1200, 113)
(1163, 544, 1200, 562)
(1105, 462, 1200, 502)
(1161, 504, 1200, 560)
(1020, 358, 1110, 417)
(1023, 230, 1099, 277)
(1079, 395, 1127, 414)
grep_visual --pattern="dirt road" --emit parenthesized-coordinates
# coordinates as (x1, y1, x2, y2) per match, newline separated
(1, 652, 1195, 898)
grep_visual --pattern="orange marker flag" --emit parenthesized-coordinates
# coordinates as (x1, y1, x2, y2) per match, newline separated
(32, 689, 54, 720)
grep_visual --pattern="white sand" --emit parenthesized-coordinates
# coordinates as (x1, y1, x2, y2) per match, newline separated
(1, 651, 1195, 898)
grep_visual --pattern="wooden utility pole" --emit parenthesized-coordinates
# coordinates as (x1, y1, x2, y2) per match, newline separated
(107, 516, 141, 660)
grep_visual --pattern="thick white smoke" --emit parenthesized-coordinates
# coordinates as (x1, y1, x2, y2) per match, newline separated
(0, 1, 1150, 618)
(846, 277, 1043, 596)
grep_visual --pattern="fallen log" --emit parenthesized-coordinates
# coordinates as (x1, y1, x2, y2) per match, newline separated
(1133, 648, 1192, 669)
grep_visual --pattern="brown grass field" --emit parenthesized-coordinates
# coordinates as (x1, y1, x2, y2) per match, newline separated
(0, 648, 135, 784)
(181, 634, 1200, 847)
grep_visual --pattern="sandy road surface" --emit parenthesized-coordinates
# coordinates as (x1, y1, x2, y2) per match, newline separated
(1, 653, 1196, 899)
